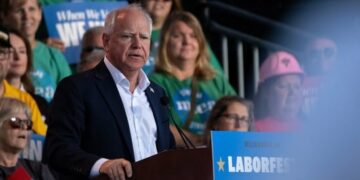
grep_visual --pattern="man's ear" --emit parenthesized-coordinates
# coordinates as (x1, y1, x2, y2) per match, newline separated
(102, 33, 109, 52)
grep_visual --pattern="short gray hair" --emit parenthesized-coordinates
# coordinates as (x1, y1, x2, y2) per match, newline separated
(82, 26, 105, 46)
(104, 4, 152, 35)
(0, 97, 31, 127)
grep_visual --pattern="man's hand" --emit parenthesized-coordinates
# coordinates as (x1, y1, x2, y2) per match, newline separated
(45, 38, 65, 52)
(99, 159, 132, 180)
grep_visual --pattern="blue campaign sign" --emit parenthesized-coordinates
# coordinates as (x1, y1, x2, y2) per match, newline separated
(211, 131, 293, 180)
(42, 2, 127, 64)
(20, 134, 45, 162)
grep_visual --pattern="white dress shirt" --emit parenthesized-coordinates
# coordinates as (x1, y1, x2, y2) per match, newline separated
(90, 58, 158, 177)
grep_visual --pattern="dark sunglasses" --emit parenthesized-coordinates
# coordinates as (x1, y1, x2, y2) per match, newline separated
(8, 117, 32, 130)
(82, 46, 104, 53)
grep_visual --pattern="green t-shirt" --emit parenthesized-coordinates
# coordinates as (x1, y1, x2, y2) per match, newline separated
(32, 41, 72, 102)
(149, 73, 236, 135)
(144, 29, 224, 75)
(143, 29, 161, 74)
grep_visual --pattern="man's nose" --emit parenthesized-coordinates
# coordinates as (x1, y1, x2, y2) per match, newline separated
(131, 36, 142, 48)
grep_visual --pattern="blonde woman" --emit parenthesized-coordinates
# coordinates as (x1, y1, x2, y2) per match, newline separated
(150, 11, 236, 147)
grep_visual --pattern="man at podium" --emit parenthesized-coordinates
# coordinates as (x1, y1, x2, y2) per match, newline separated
(42, 4, 175, 180)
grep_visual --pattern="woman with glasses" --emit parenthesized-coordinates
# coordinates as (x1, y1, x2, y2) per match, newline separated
(0, 97, 54, 179)
(203, 96, 253, 145)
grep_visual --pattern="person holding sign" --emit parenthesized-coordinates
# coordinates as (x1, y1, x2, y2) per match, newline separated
(43, 4, 175, 180)
(0, 0, 72, 102)
(254, 51, 304, 132)
(0, 97, 54, 179)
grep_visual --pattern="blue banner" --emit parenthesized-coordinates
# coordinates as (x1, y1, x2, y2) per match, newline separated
(42, 2, 127, 64)
(211, 132, 293, 180)
(20, 134, 45, 162)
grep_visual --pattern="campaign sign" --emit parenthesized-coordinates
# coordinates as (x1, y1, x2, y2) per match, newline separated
(211, 132, 293, 180)
(20, 134, 45, 162)
(42, 2, 127, 64)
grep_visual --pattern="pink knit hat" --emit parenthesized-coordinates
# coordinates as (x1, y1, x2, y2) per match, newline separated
(260, 51, 304, 83)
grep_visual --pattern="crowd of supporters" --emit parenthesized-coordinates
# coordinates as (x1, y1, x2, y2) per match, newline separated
(0, 0, 338, 179)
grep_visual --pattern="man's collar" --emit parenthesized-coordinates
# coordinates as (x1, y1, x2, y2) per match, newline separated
(104, 57, 150, 92)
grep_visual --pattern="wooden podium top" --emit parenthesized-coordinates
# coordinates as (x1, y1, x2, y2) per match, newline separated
(130, 147, 212, 180)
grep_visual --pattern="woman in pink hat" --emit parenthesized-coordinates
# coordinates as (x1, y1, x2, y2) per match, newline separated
(254, 51, 304, 132)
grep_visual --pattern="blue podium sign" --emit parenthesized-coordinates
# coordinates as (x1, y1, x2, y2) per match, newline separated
(20, 134, 45, 161)
(211, 131, 293, 180)
(42, 2, 127, 64)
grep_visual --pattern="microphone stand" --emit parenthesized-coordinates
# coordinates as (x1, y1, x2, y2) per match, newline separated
(161, 96, 196, 149)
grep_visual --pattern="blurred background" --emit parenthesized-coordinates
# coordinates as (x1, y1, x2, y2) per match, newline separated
(181, 0, 360, 99)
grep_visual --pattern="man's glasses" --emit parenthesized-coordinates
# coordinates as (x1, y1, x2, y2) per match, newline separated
(8, 117, 32, 130)
(82, 46, 104, 53)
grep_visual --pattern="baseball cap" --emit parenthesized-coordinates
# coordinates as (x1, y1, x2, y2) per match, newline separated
(259, 51, 304, 83)
(0, 26, 11, 48)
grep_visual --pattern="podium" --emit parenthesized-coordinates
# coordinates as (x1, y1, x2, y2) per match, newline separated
(130, 147, 212, 180)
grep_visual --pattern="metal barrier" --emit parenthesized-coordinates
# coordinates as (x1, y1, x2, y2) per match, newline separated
(203, 1, 314, 98)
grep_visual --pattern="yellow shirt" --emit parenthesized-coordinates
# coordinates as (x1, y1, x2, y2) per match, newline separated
(3, 80, 47, 135)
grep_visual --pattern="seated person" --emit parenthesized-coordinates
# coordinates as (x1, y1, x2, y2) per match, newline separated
(6, 28, 49, 120)
(149, 11, 236, 147)
(77, 26, 104, 73)
(203, 95, 253, 145)
(303, 37, 338, 76)
(254, 51, 304, 132)
(133, 0, 223, 74)
(0, 26, 46, 135)
(0, 97, 54, 179)
(0, 0, 72, 102)
(301, 37, 338, 117)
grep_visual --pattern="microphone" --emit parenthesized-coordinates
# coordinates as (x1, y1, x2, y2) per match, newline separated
(7, 166, 31, 180)
(161, 96, 195, 149)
